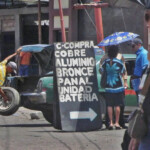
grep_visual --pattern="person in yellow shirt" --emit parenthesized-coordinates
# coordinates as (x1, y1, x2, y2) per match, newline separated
(0, 47, 21, 101)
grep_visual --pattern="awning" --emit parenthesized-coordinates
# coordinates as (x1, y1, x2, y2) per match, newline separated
(21, 44, 51, 52)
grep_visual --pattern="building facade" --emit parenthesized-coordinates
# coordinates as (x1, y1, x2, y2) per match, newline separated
(0, 6, 49, 60)
(0, 0, 149, 60)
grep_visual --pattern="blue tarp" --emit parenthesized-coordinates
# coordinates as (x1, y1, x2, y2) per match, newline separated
(21, 44, 50, 52)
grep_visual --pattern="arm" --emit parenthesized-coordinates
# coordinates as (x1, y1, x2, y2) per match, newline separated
(138, 52, 149, 77)
(121, 55, 128, 88)
(4, 52, 17, 61)
(99, 54, 107, 74)
(0, 88, 9, 101)
(128, 138, 140, 150)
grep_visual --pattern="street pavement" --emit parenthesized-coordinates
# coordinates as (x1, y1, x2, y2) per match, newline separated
(0, 107, 126, 150)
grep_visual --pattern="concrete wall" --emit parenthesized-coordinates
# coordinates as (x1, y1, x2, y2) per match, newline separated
(102, 7, 145, 53)
(0, 0, 147, 54)
(78, 0, 146, 53)
(0, 7, 49, 50)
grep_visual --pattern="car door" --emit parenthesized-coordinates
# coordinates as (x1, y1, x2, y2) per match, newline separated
(124, 56, 138, 114)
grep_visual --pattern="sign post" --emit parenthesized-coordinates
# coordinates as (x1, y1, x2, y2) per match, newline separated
(53, 41, 102, 131)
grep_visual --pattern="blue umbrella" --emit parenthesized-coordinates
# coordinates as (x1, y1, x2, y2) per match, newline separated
(98, 32, 139, 46)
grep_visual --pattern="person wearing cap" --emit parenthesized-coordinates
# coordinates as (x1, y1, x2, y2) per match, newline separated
(7, 61, 17, 76)
(0, 48, 21, 101)
(131, 38, 149, 100)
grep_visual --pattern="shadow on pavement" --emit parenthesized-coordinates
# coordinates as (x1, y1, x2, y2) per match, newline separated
(0, 123, 52, 128)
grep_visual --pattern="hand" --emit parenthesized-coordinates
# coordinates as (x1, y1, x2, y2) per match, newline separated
(124, 79, 128, 89)
(138, 94, 145, 106)
(128, 138, 140, 150)
(124, 82, 128, 89)
(16, 47, 22, 54)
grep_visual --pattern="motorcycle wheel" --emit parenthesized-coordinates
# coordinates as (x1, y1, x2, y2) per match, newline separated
(0, 87, 20, 116)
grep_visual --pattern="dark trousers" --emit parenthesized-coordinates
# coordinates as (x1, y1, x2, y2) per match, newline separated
(136, 90, 140, 104)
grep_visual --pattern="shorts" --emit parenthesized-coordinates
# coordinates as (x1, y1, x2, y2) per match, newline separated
(105, 92, 124, 107)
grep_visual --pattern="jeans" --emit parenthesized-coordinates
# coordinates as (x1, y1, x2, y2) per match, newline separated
(19, 65, 30, 76)
(138, 123, 150, 150)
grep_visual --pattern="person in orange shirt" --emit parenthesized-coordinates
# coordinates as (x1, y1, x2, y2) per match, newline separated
(19, 51, 32, 76)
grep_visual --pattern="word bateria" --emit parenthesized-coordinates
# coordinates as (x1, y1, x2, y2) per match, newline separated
(59, 93, 98, 102)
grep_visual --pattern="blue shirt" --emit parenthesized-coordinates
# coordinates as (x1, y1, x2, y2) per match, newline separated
(102, 58, 125, 93)
(134, 46, 148, 77)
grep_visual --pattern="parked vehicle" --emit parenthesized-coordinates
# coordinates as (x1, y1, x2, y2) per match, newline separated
(1, 44, 137, 123)
(3, 44, 54, 122)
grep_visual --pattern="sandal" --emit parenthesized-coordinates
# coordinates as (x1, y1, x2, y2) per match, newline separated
(108, 125, 113, 130)
(115, 125, 122, 130)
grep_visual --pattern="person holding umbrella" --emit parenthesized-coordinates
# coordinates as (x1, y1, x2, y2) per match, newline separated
(99, 32, 138, 129)
(100, 51, 128, 129)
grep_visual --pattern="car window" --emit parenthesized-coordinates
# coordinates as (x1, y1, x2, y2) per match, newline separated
(125, 60, 135, 76)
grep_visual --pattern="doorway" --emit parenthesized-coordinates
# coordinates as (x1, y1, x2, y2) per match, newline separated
(22, 25, 49, 45)
(0, 32, 15, 60)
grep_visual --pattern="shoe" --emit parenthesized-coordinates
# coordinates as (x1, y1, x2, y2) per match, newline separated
(121, 125, 128, 129)
(108, 125, 113, 130)
(115, 125, 122, 130)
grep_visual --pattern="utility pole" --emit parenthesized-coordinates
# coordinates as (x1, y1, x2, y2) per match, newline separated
(58, 0, 66, 42)
(93, 0, 104, 44)
(38, 0, 42, 44)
